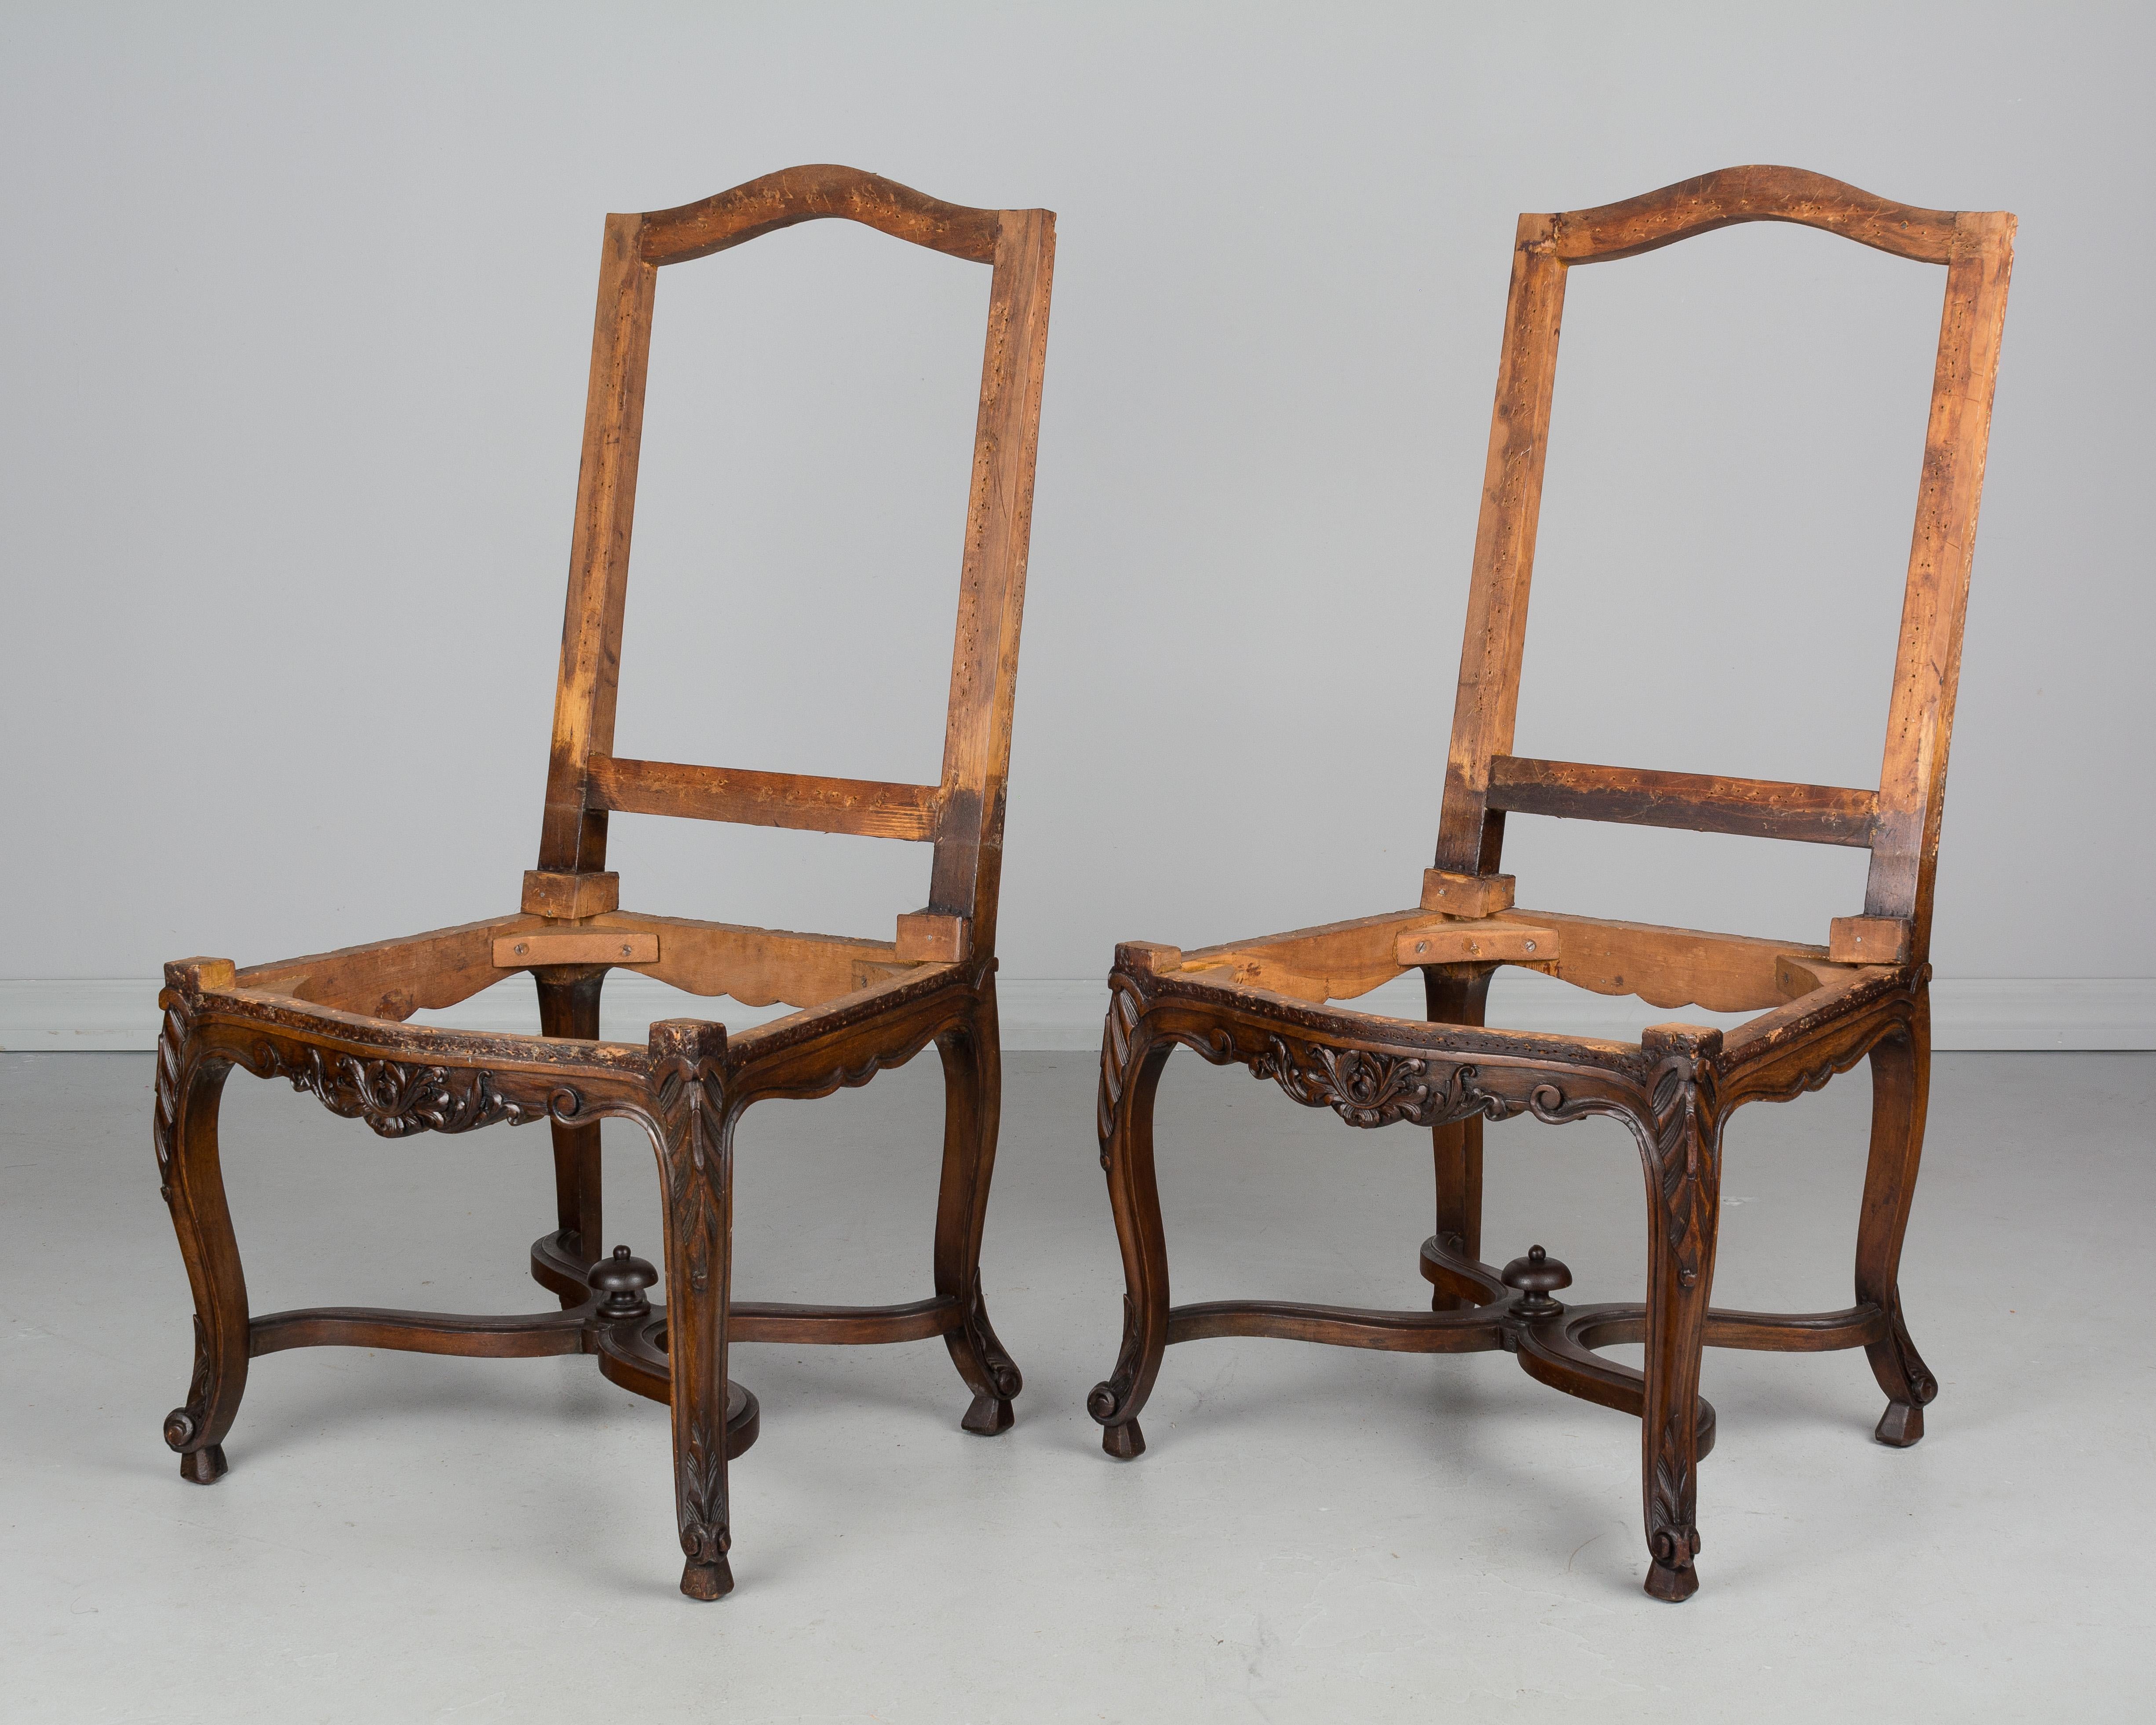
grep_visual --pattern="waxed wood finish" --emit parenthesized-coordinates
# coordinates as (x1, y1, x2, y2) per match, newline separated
(1091, 167, 2011, 1603)
(1486, 757, 1879, 847)
(156, 167, 1054, 1601)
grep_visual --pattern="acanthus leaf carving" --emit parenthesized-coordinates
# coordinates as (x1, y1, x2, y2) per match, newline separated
(1645, 1053, 1721, 1290)
(1250, 1036, 1435, 1127)
(677, 1426, 731, 1566)
(256, 1043, 571, 1138)
(1096, 983, 1143, 1168)
(643, 1031, 733, 1571)
(1648, 1407, 1702, 1576)
(153, 1001, 189, 1206)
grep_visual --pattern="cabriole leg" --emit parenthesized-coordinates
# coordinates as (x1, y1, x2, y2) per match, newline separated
(536, 967, 606, 1304)
(1857, 996, 1937, 1446)
(1635, 1027, 1725, 1601)
(1088, 982, 1172, 1461)
(934, 983, 1023, 1435)
(154, 981, 250, 1484)
(647, 1020, 736, 1601)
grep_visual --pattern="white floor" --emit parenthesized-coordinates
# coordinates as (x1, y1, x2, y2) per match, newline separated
(3, 1048, 2150, 1722)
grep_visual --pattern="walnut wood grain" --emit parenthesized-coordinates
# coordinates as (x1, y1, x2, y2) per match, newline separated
(249, 1305, 590, 1358)
(586, 756, 940, 841)
(1167, 1299, 1502, 1353)
(1394, 920, 1556, 966)
(638, 163, 1003, 266)
(729, 1296, 961, 1346)
(495, 929, 658, 968)
(1863, 215, 2013, 958)
(157, 165, 1054, 1603)
(1486, 757, 1877, 847)
(1548, 164, 1963, 265)
(1435, 212, 1566, 875)
(1091, 167, 2009, 1604)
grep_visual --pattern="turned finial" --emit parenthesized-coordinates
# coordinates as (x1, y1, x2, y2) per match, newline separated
(588, 1244, 659, 1319)
(1500, 1243, 1572, 1319)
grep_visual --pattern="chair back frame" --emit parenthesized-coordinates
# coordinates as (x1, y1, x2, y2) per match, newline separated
(525, 165, 1058, 964)
(1434, 166, 2014, 967)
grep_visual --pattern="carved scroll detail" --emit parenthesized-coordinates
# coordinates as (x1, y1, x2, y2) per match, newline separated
(1089, 1292, 1139, 1423)
(1097, 983, 1144, 1166)
(163, 1313, 215, 1451)
(1212, 1030, 1610, 1135)
(1250, 1037, 1434, 1127)
(1729, 1000, 1919, 1111)
(677, 1428, 730, 1567)
(646, 1036, 732, 1571)
(1645, 1054, 1721, 1290)
(1648, 1407, 1702, 1578)
(257, 1045, 572, 1138)
(963, 1285, 1024, 1401)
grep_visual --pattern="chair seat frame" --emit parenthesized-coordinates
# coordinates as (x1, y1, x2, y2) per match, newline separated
(157, 166, 1055, 1601)
(1088, 167, 2011, 1602)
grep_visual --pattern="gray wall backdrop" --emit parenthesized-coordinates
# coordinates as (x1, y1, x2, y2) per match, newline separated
(2, 2, 2149, 1038)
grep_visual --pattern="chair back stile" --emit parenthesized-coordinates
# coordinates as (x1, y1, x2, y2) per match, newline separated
(1432, 167, 2013, 967)
(525, 166, 1058, 963)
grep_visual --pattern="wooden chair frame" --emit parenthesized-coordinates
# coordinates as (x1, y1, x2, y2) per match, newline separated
(155, 166, 1055, 1601)
(1088, 167, 2012, 1601)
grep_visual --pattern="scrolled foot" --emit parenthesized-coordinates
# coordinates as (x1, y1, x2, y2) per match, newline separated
(961, 1393, 1014, 1436)
(1101, 1420, 1145, 1461)
(1644, 1557, 1700, 1602)
(1875, 1400, 1925, 1447)
(1643, 1525, 1701, 1601)
(179, 1444, 228, 1484)
(1088, 1377, 1148, 1459)
(680, 1557, 734, 1601)
(167, 1405, 225, 1482)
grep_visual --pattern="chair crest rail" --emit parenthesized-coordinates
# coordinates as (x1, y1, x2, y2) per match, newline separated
(1545, 165, 1968, 265)
(637, 164, 1007, 266)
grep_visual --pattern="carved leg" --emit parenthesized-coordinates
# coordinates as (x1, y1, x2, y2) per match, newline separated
(646, 1020, 736, 1602)
(934, 982, 1023, 1435)
(1423, 965, 1494, 1308)
(537, 967, 606, 1306)
(1857, 995, 1937, 1447)
(1088, 979, 1172, 1460)
(154, 979, 250, 1484)
(1635, 1027, 1725, 1602)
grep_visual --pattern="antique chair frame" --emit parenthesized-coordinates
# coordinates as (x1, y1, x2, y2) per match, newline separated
(1089, 167, 2011, 1601)
(155, 166, 1055, 1601)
